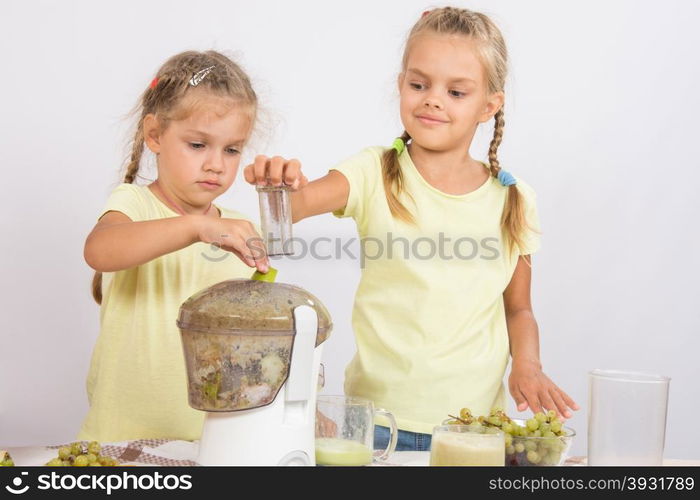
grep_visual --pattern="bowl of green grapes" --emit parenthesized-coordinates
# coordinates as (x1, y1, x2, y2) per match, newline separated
(444, 408, 575, 466)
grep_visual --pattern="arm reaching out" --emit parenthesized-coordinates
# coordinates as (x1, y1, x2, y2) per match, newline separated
(84, 211, 269, 273)
(504, 255, 580, 419)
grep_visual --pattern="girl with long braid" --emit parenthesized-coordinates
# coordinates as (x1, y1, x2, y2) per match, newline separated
(247, 7, 578, 451)
(79, 50, 305, 441)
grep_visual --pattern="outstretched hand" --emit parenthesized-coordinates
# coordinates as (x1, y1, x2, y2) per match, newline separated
(508, 359, 579, 419)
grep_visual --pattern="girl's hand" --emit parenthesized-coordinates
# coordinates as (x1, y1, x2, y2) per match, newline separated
(508, 359, 579, 420)
(243, 155, 309, 191)
(196, 216, 269, 273)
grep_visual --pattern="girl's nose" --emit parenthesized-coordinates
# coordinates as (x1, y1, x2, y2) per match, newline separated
(423, 95, 443, 110)
(204, 152, 225, 173)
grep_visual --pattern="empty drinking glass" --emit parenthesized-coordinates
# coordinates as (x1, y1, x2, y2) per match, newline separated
(587, 369, 670, 465)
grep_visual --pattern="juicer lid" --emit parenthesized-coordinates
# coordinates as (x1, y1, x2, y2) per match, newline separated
(176, 279, 332, 347)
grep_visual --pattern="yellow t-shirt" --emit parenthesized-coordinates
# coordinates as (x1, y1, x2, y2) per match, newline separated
(77, 183, 255, 442)
(331, 146, 541, 434)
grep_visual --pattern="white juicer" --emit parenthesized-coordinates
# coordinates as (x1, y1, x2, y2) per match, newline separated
(177, 279, 332, 465)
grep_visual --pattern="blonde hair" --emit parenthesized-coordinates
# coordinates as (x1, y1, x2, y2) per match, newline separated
(91, 50, 257, 304)
(383, 7, 532, 256)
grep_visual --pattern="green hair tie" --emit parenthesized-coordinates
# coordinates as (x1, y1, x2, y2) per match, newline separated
(391, 137, 405, 155)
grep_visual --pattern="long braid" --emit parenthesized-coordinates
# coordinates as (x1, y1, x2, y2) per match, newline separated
(381, 130, 415, 224)
(486, 109, 526, 256)
(91, 117, 147, 305)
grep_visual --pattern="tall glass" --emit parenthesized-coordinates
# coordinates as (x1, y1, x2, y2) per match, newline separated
(315, 395, 397, 466)
(257, 185, 293, 256)
(588, 369, 670, 465)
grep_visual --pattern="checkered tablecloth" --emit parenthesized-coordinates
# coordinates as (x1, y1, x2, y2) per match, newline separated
(8, 439, 199, 467)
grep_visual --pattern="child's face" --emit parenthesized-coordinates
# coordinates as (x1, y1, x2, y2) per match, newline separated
(399, 34, 504, 153)
(145, 96, 253, 209)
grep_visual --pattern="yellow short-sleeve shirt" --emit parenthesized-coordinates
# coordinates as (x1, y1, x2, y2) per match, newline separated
(331, 146, 541, 434)
(77, 183, 255, 442)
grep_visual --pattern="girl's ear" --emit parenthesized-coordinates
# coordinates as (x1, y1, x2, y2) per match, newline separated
(478, 91, 505, 123)
(397, 72, 405, 93)
(143, 113, 162, 154)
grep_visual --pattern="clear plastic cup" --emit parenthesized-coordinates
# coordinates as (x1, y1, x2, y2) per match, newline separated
(257, 185, 293, 256)
(587, 369, 670, 465)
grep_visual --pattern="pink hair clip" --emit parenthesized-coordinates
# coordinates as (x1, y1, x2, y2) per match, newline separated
(422, 10, 431, 17)
(149, 77, 159, 89)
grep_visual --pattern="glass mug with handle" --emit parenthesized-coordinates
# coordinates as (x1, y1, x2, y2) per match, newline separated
(315, 395, 398, 466)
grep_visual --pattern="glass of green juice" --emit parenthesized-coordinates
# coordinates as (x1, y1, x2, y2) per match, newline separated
(315, 395, 397, 466)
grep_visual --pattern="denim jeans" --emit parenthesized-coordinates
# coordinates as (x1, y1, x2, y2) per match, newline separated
(374, 425, 432, 452)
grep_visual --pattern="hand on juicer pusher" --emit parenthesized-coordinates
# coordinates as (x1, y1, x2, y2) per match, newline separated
(244, 155, 309, 190)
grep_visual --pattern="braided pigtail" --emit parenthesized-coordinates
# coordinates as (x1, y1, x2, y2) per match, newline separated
(381, 131, 415, 224)
(486, 109, 530, 257)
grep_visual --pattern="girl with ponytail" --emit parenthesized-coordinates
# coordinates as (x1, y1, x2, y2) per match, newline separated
(79, 50, 305, 442)
(247, 7, 578, 451)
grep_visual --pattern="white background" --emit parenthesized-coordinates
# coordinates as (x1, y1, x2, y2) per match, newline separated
(1, 0, 699, 460)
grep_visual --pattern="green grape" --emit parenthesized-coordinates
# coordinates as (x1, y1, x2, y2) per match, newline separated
(89, 462, 102, 467)
(70, 443, 83, 456)
(86, 453, 97, 464)
(514, 443, 525, 454)
(1, 459, 14, 467)
(46, 458, 63, 467)
(551, 421, 563, 434)
(526, 419, 539, 431)
(506, 445, 515, 455)
(501, 422, 513, 435)
(524, 440, 537, 452)
(459, 408, 472, 420)
(61, 460, 71, 466)
(534, 412, 547, 423)
(543, 430, 556, 438)
(547, 410, 557, 419)
(504, 434, 513, 447)
(57, 447, 71, 460)
(87, 441, 101, 455)
(526, 450, 541, 464)
(74, 455, 89, 467)
(487, 416, 502, 426)
(547, 451, 561, 465)
(540, 422, 551, 433)
(532, 430, 542, 438)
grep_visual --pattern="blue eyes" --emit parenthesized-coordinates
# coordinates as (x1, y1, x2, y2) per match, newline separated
(189, 143, 240, 155)
(409, 82, 467, 98)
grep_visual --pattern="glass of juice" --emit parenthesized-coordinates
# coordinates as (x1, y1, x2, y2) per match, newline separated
(315, 395, 397, 466)
(430, 425, 505, 466)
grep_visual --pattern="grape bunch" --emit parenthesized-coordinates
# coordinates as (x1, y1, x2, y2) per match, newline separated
(1, 450, 14, 466)
(45, 441, 120, 467)
(445, 408, 572, 466)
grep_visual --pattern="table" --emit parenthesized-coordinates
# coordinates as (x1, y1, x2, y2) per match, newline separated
(5, 440, 699, 466)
